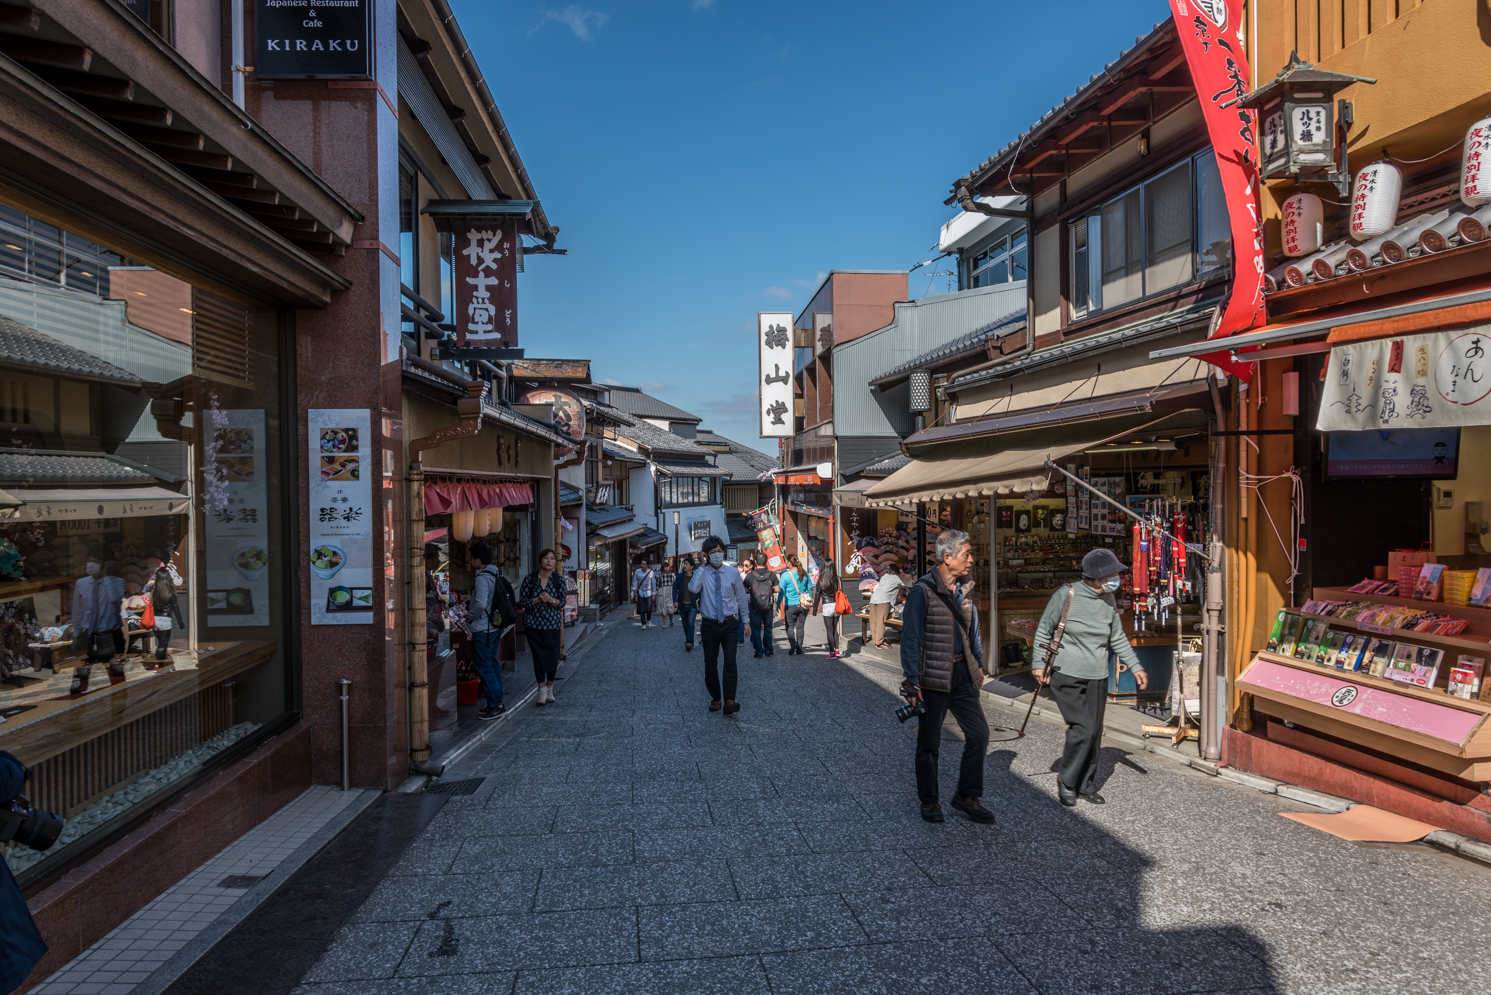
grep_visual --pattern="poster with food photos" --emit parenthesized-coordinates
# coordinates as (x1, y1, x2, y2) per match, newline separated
(309, 409, 374, 625)
(205, 410, 270, 626)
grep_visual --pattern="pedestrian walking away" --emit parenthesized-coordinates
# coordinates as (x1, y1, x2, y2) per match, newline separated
(868, 567, 909, 649)
(674, 557, 698, 650)
(1033, 547, 1147, 807)
(742, 555, 779, 657)
(631, 557, 657, 628)
(777, 554, 811, 655)
(899, 529, 995, 825)
(812, 558, 844, 658)
(688, 535, 749, 715)
(657, 559, 677, 627)
(519, 548, 568, 705)
(467, 542, 516, 720)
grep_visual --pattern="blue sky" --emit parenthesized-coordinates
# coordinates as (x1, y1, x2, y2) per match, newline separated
(451, 1, 1173, 448)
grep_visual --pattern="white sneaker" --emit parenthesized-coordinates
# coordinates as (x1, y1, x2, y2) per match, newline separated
(535, 685, 548, 705)
(545, 682, 556, 704)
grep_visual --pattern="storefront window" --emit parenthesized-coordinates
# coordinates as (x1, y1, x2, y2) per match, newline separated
(0, 211, 292, 886)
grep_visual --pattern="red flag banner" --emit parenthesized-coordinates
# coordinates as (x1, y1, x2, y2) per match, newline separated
(1170, 0, 1264, 379)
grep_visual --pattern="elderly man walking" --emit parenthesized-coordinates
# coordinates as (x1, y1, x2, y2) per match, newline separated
(899, 529, 995, 825)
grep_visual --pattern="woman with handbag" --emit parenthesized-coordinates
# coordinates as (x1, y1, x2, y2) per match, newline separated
(811, 559, 847, 659)
(777, 554, 811, 655)
(518, 548, 568, 705)
(143, 563, 184, 665)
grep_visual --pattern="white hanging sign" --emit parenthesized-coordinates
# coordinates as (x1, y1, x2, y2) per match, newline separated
(758, 311, 794, 438)
(1318, 325, 1491, 432)
(308, 408, 375, 625)
(205, 409, 270, 627)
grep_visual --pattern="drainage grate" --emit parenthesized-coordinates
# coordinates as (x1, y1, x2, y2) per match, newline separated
(425, 777, 486, 796)
(218, 874, 266, 889)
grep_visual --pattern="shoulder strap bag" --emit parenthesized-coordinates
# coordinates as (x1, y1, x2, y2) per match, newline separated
(1042, 584, 1077, 672)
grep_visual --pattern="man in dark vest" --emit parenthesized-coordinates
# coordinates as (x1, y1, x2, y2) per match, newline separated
(899, 529, 995, 825)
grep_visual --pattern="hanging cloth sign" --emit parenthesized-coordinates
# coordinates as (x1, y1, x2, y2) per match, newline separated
(1318, 325, 1491, 431)
(1169, 0, 1265, 381)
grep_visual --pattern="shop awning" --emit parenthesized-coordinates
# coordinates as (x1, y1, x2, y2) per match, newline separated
(3, 486, 189, 522)
(424, 480, 533, 515)
(773, 462, 833, 485)
(631, 526, 667, 549)
(863, 413, 1186, 508)
(832, 479, 878, 509)
(592, 520, 645, 542)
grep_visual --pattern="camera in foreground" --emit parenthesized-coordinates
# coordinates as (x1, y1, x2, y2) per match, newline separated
(1, 796, 64, 852)
(894, 698, 926, 723)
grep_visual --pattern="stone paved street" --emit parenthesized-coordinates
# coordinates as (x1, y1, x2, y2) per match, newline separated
(291, 617, 1491, 995)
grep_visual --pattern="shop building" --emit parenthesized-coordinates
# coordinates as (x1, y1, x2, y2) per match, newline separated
(0, 1, 567, 984)
(1145, 0, 1491, 840)
(863, 19, 1232, 709)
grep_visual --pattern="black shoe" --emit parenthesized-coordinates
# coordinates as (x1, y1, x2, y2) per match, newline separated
(709, 700, 722, 712)
(478, 705, 505, 721)
(754, 652, 763, 658)
(920, 804, 944, 823)
(686, 643, 694, 652)
(949, 795, 996, 824)
(723, 700, 740, 715)
(1057, 780, 1078, 807)
(765, 652, 775, 657)
(1079, 791, 1106, 805)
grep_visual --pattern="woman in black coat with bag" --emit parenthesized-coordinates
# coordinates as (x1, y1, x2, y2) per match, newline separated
(811, 559, 844, 659)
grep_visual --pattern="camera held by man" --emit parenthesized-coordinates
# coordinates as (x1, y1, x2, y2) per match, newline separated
(2, 750, 57, 994)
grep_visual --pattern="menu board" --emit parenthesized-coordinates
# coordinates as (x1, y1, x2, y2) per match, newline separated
(206, 410, 270, 627)
(309, 409, 374, 625)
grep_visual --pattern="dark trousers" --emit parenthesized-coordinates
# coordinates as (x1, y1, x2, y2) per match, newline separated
(784, 604, 807, 651)
(914, 678, 989, 805)
(1048, 671, 1107, 794)
(471, 629, 504, 707)
(700, 616, 739, 702)
(679, 604, 697, 645)
(749, 606, 774, 655)
(823, 614, 839, 653)
(527, 627, 561, 682)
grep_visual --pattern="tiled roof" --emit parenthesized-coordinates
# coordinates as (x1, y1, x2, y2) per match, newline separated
(696, 432, 777, 474)
(860, 454, 911, 477)
(632, 526, 668, 549)
(0, 315, 141, 384)
(950, 20, 1174, 195)
(559, 481, 584, 506)
(726, 517, 759, 543)
(586, 504, 635, 528)
(0, 450, 169, 486)
(609, 411, 714, 458)
(603, 442, 646, 463)
(653, 457, 731, 478)
(873, 310, 1027, 384)
(604, 387, 701, 424)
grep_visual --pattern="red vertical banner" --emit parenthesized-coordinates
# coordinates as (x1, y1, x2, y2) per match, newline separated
(454, 218, 518, 347)
(1170, 0, 1264, 367)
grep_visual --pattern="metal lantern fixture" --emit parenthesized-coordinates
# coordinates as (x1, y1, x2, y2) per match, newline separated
(1227, 51, 1375, 197)
(908, 370, 932, 414)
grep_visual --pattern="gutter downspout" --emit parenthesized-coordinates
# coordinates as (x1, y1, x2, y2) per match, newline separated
(406, 379, 487, 773)
(230, 0, 246, 108)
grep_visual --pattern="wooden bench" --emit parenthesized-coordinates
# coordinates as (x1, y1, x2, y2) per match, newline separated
(856, 610, 904, 645)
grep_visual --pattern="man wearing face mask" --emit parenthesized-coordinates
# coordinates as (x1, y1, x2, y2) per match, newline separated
(1032, 548, 1147, 807)
(687, 536, 749, 715)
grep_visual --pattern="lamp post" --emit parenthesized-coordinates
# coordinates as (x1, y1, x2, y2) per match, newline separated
(672, 510, 680, 561)
(1225, 51, 1375, 198)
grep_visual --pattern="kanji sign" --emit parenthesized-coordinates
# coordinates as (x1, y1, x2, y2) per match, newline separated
(1171, 0, 1264, 379)
(1319, 326, 1491, 432)
(455, 220, 519, 347)
(207, 410, 270, 627)
(309, 408, 374, 625)
(758, 311, 794, 439)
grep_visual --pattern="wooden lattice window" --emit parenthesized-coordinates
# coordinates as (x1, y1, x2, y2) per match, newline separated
(191, 287, 253, 387)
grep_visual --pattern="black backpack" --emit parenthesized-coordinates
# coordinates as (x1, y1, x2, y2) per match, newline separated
(478, 566, 519, 629)
(749, 570, 775, 611)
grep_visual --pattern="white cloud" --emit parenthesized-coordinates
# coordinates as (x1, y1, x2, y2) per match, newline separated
(531, 6, 610, 41)
(691, 0, 716, 9)
(762, 285, 793, 299)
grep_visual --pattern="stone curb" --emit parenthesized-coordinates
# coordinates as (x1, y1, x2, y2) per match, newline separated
(1422, 829, 1491, 868)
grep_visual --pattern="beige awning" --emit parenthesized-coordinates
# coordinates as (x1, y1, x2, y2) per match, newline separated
(863, 414, 1182, 508)
(4, 486, 189, 522)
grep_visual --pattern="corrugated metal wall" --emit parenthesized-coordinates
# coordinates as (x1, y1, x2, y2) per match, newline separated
(832, 282, 1026, 438)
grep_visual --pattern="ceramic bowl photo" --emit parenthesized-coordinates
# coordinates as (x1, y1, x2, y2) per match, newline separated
(233, 545, 268, 581)
(310, 544, 345, 580)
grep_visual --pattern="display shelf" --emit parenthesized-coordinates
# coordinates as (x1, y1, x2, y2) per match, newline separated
(1313, 586, 1491, 641)
(0, 640, 275, 766)
(0, 576, 76, 602)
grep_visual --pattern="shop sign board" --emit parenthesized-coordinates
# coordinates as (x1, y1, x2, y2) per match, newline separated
(254, 0, 373, 80)
(690, 519, 711, 541)
(454, 219, 519, 347)
(1319, 326, 1491, 432)
(206, 410, 270, 627)
(758, 311, 794, 438)
(309, 408, 374, 625)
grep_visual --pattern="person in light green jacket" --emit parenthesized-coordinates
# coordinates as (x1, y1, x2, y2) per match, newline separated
(1033, 548, 1148, 807)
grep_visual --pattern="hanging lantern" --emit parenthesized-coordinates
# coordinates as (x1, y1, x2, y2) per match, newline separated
(1456, 203, 1491, 243)
(451, 510, 474, 542)
(1348, 161, 1402, 239)
(1460, 116, 1491, 207)
(472, 508, 491, 537)
(490, 507, 504, 533)
(1281, 192, 1323, 257)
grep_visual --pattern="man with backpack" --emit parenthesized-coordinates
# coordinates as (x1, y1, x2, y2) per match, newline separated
(469, 542, 517, 720)
(742, 556, 779, 658)
(898, 529, 995, 825)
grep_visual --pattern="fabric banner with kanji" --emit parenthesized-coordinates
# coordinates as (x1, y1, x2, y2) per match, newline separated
(1169, 0, 1265, 375)
(1318, 325, 1491, 431)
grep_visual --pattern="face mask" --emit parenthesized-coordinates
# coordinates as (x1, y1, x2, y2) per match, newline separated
(86, 562, 101, 576)
(709, 552, 724, 568)
(1103, 576, 1121, 593)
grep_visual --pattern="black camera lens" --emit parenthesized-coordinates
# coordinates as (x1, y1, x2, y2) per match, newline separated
(893, 700, 926, 723)
(1, 797, 64, 852)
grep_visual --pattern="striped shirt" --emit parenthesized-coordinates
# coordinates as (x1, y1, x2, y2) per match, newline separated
(1033, 582, 1144, 681)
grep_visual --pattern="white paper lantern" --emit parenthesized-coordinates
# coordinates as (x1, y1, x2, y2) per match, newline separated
(490, 507, 504, 533)
(1460, 116, 1491, 207)
(472, 508, 491, 537)
(1455, 203, 1491, 243)
(1281, 192, 1323, 257)
(1349, 162, 1402, 239)
(452, 510, 474, 542)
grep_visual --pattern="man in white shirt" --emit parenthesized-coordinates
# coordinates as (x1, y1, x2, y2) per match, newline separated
(687, 535, 750, 715)
(631, 558, 658, 628)
(868, 568, 910, 648)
